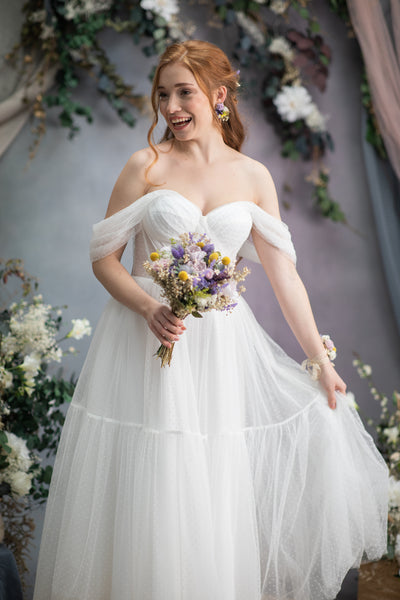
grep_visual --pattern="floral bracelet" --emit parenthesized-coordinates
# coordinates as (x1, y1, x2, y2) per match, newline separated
(301, 334, 337, 381)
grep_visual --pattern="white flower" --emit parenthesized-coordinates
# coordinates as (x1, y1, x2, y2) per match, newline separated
(273, 85, 314, 123)
(0, 367, 13, 389)
(269, 0, 289, 14)
(236, 12, 265, 48)
(140, 0, 179, 22)
(195, 297, 208, 310)
(269, 36, 294, 60)
(67, 318, 92, 340)
(388, 476, 400, 509)
(345, 391, 359, 410)
(29, 9, 46, 22)
(363, 364, 372, 376)
(6, 433, 32, 472)
(384, 426, 399, 445)
(390, 452, 400, 463)
(21, 352, 41, 377)
(3, 301, 57, 359)
(9, 471, 32, 497)
(305, 103, 329, 133)
(381, 397, 388, 407)
(64, 0, 113, 20)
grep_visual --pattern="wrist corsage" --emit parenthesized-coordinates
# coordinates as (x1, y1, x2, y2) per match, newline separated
(301, 334, 337, 381)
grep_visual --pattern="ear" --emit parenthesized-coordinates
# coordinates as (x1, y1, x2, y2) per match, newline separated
(213, 85, 227, 105)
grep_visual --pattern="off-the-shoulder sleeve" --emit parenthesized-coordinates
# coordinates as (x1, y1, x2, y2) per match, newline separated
(238, 203, 297, 265)
(89, 193, 155, 262)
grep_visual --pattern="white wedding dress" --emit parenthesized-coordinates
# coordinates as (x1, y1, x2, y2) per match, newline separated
(33, 190, 388, 600)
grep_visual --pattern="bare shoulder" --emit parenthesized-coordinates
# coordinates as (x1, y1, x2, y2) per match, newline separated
(239, 155, 281, 219)
(104, 147, 154, 218)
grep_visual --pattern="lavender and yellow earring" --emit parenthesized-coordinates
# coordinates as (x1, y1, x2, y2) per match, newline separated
(215, 102, 230, 122)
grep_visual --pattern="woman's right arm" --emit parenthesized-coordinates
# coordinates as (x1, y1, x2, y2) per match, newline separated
(91, 150, 185, 347)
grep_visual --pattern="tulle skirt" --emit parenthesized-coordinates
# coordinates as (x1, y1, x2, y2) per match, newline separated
(33, 276, 388, 600)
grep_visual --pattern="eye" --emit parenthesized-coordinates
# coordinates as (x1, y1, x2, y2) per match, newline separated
(180, 89, 191, 96)
(158, 92, 167, 100)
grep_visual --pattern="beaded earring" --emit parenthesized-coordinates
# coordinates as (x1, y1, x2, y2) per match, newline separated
(215, 102, 230, 122)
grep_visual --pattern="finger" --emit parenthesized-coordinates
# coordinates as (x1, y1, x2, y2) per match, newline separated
(161, 319, 184, 336)
(327, 389, 337, 410)
(150, 323, 172, 348)
(165, 311, 186, 329)
(155, 321, 180, 343)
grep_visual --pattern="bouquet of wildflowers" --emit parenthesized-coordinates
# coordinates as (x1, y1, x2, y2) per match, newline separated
(143, 232, 250, 367)
(353, 353, 400, 565)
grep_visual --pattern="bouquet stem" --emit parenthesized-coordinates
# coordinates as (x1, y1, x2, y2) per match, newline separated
(155, 342, 176, 367)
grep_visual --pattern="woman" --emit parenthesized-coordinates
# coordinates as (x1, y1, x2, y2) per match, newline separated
(34, 40, 388, 600)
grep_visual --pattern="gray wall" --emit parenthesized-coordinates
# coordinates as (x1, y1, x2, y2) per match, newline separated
(1, 1, 399, 596)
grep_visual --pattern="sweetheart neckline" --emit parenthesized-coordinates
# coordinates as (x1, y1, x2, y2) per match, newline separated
(142, 189, 258, 219)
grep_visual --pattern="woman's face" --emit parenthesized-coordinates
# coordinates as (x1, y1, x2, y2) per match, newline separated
(157, 62, 217, 140)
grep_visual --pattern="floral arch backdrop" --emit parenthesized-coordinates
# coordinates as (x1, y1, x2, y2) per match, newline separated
(2, 0, 386, 222)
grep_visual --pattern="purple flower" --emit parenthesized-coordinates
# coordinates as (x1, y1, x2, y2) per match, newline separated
(204, 268, 213, 280)
(171, 245, 185, 259)
(202, 243, 214, 254)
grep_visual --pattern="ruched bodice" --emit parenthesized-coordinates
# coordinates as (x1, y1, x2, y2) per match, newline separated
(89, 190, 297, 272)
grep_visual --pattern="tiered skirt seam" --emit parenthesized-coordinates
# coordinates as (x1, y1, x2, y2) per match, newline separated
(69, 400, 319, 437)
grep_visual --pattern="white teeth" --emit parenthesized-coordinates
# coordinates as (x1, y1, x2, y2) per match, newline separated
(171, 117, 191, 124)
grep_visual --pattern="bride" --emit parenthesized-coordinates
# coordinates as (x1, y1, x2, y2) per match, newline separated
(33, 40, 388, 600)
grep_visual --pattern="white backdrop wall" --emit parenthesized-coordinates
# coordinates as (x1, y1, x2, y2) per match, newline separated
(1, 1, 399, 596)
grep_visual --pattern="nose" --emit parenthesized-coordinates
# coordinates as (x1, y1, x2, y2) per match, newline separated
(166, 92, 181, 115)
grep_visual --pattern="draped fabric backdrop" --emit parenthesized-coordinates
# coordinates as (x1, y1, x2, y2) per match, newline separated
(1, 1, 400, 597)
(347, 0, 400, 333)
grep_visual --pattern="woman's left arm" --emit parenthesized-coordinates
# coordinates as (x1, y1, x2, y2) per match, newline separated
(251, 163, 347, 410)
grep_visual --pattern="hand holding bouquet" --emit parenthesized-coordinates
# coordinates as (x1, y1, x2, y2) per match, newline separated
(143, 232, 250, 367)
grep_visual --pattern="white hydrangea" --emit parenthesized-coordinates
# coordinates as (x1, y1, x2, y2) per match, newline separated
(273, 85, 314, 123)
(5, 432, 33, 472)
(67, 318, 92, 340)
(269, 37, 294, 61)
(140, 0, 179, 22)
(389, 476, 400, 510)
(9, 471, 33, 497)
(305, 103, 329, 133)
(384, 426, 399, 445)
(269, 0, 289, 14)
(236, 12, 265, 48)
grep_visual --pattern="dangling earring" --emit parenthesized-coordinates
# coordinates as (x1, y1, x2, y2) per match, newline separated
(215, 102, 230, 122)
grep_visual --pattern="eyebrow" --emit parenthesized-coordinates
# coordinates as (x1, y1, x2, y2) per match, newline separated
(157, 83, 196, 89)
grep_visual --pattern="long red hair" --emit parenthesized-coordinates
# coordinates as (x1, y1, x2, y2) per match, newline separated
(146, 40, 245, 181)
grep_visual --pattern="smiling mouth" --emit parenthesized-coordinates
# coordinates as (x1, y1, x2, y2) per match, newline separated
(170, 117, 192, 129)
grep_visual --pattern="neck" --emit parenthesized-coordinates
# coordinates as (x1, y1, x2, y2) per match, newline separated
(172, 127, 228, 164)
